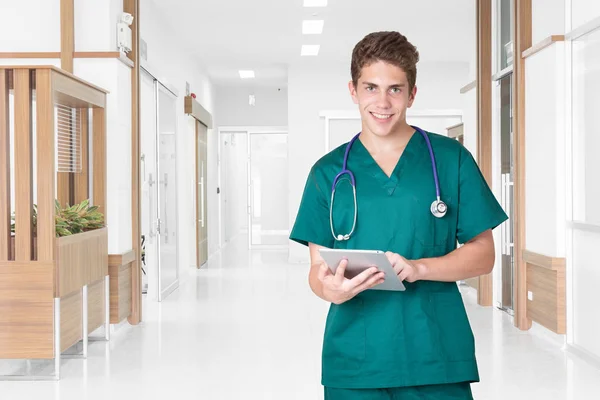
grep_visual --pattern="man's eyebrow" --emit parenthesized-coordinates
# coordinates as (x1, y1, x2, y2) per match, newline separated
(362, 82, 406, 88)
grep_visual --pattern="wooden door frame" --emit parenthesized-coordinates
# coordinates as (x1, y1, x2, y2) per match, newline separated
(476, 0, 532, 330)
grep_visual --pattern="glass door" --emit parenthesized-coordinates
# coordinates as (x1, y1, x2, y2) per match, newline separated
(196, 121, 208, 267)
(140, 69, 158, 299)
(499, 74, 514, 313)
(248, 133, 289, 248)
(156, 83, 179, 301)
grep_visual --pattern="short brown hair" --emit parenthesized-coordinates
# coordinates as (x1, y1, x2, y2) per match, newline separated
(351, 31, 420, 91)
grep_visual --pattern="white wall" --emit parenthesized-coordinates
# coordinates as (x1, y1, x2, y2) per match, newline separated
(74, 59, 133, 255)
(524, 44, 566, 257)
(532, 0, 566, 44)
(216, 86, 288, 127)
(0, 0, 60, 52)
(75, 0, 123, 52)
(287, 60, 469, 263)
(141, 0, 216, 277)
(572, 0, 600, 31)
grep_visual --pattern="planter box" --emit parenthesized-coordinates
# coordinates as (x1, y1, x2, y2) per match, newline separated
(56, 228, 108, 346)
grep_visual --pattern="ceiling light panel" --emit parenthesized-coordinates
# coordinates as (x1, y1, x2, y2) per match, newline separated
(303, 0, 327, 6)
(301, 45, 320, 56)
(302, 20, 324, 34)
(239, 70, 255, 79)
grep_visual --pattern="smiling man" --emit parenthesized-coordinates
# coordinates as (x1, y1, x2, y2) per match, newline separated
(289, 31, 508, 399)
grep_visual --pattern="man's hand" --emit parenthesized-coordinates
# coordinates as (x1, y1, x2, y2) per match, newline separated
(317, 259, 385, 304)
(385, 251, 424, 283)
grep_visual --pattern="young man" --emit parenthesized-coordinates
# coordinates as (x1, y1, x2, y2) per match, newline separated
(289, 31, 508, 399)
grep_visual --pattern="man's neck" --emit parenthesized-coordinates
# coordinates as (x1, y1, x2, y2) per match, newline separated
(359, 123, 415, 154)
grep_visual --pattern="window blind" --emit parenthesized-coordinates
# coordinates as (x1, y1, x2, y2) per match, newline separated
(55, 104, 81, 173)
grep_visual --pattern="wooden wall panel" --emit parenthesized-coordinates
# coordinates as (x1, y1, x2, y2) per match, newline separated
(109, 251, 134, 324)
(13, 69, 33, 262)
(476, 0, 493, 306)
(35, 69, 56, 263)
(0, 262, 55, 359)
(60, 290, 82, 352)
(0, 69, 10, 261)
(526, 262, 566, 334)
(60, 0, 74, 73)
(87, 278, 105, 334)
(125, 0, 142, 325)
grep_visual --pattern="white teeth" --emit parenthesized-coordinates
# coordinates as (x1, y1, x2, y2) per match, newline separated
(372, 112, 392, 120)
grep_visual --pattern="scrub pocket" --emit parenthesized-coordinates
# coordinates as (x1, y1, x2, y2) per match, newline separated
(410, 196, 451, 249)
(322, 297, 366, 372)
(431, 290, 475, 362)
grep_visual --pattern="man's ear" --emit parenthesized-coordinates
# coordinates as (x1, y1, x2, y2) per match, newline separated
(349, 80, 358, 104)
(407, 85, 417, 107)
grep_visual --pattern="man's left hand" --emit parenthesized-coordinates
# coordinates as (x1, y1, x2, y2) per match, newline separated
(385, 251, 424, 283)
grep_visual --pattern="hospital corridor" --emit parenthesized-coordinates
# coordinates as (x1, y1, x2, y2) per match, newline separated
(1, 0, 600, 399)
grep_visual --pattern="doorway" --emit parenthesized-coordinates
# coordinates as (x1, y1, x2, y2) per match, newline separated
(220, 131, 249, 246)
(140, 68, 180, 302)
(248, 133, 288, 248)
(218, 128, 289, 250)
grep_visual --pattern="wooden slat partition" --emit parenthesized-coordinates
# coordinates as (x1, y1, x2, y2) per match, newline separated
(14, 69, 33, 262)
(36, 69, 56, 263)
(92, 108, 106, 217)
(0, 66, 109, 369)
(74, 109, 89, 203)
(0, 69, 10, 261)
(0, 262, 55, 359)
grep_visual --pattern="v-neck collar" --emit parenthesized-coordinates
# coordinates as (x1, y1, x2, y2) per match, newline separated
(353, 129, 422, 194)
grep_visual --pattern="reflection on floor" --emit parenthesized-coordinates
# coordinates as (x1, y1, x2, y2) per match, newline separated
(1, 234, 600, 399)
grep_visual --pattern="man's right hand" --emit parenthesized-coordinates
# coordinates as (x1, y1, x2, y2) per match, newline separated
(317, 259, 385, 304)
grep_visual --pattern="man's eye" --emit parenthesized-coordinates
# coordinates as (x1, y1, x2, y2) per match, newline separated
(366, 86, 375, 92)
(390, 88, 401, 94)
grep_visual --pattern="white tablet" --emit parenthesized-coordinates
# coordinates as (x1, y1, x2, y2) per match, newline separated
(318, 248, 406, 291)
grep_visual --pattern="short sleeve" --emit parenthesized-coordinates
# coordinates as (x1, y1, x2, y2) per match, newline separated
(456, 148, 508, 244)
(289, 167, 334, 248)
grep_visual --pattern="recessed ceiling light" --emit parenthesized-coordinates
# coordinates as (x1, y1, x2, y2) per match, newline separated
(303, 0, 327, 6)
(239, 70, 255, 79)
(302, 20, 324, 34)
(301, 45, 320, 56)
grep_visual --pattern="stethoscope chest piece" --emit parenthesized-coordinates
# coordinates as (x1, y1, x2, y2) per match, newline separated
(431, 199, 447, 218)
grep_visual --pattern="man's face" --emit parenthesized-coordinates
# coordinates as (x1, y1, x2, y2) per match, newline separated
(349, 60, 417, 138)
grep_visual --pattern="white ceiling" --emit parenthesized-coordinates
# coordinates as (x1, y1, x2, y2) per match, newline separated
(151, 0, 475, 87)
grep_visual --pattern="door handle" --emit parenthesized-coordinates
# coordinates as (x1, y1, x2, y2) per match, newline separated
(148, 173, 155, 242)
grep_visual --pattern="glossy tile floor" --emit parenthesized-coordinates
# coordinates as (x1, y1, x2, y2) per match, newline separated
(2, 234, 600, 399)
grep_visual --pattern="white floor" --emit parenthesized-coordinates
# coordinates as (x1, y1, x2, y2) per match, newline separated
(2, 234, 600, 399)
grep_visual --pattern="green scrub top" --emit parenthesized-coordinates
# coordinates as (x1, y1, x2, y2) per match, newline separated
(289, 129, 508, 390)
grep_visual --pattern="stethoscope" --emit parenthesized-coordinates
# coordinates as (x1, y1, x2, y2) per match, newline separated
(330, 126, 447, 241)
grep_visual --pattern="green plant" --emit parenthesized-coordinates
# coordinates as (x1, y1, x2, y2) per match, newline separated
(11, 199, 104, 237)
